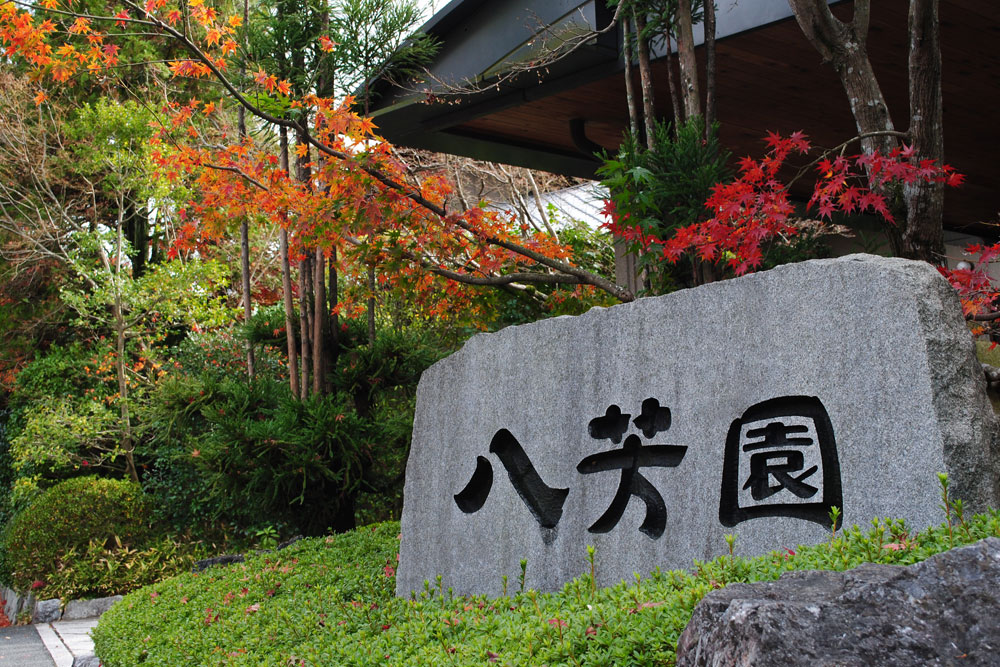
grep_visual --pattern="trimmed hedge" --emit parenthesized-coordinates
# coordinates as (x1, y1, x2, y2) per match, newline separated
(1, 476, 152, 596)
(93, 509, 1000, 666)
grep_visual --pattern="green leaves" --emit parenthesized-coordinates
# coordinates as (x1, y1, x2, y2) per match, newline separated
(0, 476, 153, 596)
(91, 506, 1000, 666)
(597, 117, 732, 293)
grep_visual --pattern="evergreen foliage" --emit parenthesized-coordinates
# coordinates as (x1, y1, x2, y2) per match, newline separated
(598, 117, 731, 292)
(93, 507, 1000, 666)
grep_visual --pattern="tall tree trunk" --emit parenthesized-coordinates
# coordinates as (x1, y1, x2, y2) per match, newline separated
(114, 312, 137, 483)
(663, 27, 683, 128)
(240, 222, 255, 378)
(299, 254, 312, 397)
(328, 249, 340, 370)
(314, 11, 337, 393)
(633, 8, 656, 149)
(237, 0, 254, 379)
(788, 1, 896, 157)
(675, 0, 702, 121)
(622, 16, 640, 138)
(704, 0, 717, 133)
(294, 127, 314, 395)
(903, 0, 945, 264)
(278, 126, 300, 399)
(280, 230, 300, 398)
(313, 247, 328, 395)
(111, 218, 138, 483)
(788, 0, 912, 254)
(367, 267, 376, 344)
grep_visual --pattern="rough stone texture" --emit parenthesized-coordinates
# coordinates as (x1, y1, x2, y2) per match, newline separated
(32, 598, 62, 623)
(676, 537, 1000, 666)
(397, 255, 999, 596)
(1, 586, 31, 622)
(62, 595, 122, 620)
(72, 655, 102, 667)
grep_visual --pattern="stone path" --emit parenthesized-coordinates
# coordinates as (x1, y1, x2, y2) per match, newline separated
(0, 618, 99, 666)
(0, 625, 54, 666)
(37, 618, 99, 666)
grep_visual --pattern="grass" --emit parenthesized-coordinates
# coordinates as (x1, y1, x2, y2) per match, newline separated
(93, 497, 1000, 666)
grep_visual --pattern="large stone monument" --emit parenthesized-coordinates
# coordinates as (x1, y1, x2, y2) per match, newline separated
(396, 255, 999, 597)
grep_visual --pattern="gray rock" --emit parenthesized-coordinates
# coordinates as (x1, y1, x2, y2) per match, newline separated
(397, 255, 999, 596)
(676, 537, 1000, 666)
(31, 598, 61, 624)
(72, 655, 101, 667)
(62, 595, 122, 620)
(2, 587, 38, 623)
(19, 592, 36, 620)
(2, 586, 21, 621)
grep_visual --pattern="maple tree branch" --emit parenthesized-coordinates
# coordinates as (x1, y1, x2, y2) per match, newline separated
(11, 0, 159, 27)
(787, 130, 912, 187)
(201, 162, 268, 190)
(852, 0, 871, 43)
(338, 233, 581, 290)
(102, 0, 632, 302)
(969, 311, 1000, 322)
(787, 0, 848, 64)
(118, 0, 292, 128)
(193, 159, 590, 292)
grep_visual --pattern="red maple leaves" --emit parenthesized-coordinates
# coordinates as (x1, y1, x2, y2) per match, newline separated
(603, 131, 964, 278)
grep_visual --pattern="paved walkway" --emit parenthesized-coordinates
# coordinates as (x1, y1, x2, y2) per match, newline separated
(0, 618, 99, 666)
(0, 625, 55, 666)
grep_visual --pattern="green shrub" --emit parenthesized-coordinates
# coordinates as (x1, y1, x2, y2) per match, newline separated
(140, 325, 445, 537)
(6, 342, 114, 416)
(92, 508, 1000, 666)
(43, 533, 215, 601)
(0, 476, 152, 595)
(598, 117, 731, 294)
(194, 378, 370, 536)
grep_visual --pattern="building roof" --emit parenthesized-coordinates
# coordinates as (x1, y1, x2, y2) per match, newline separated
(486, 181, 610, 230)
(368, 0, 1000, 232)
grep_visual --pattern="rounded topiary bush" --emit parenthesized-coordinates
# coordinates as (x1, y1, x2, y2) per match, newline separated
(1, 476, 152, 595)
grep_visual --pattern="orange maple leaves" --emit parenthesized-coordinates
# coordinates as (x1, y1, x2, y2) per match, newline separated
(1, 0, 591, 318)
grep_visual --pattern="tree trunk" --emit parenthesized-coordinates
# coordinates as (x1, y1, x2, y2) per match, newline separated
(294, 127, 314, 396)
(299, 254, 312, 397)
(704, 0, 717, 133)
(675, 0, 702, 121)
(903, 0, 945, 264)
(622, 16, 640, 138)
(328, 249, 340, 370)
(114, 313, 137, 483)
(280, 229, 300, 398)
(240, 221, 255, 378)
(278, 127, 300, 399)
(237, 0, 254, 379)
(112, 219, 138, 483)
(633, 8, 656, 149)
(785, 1, 945, 263)
(788, 0, 896, 157)
(313, 246, 328, 395)
(367, 267, 376, 344)
(663, 27, 683, 128)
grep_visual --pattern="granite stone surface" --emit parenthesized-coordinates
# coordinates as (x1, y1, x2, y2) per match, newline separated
(396, 255, 999, 596)
(62, 596, 121, 621)
(2, 586, 34, 622)
(676, 538, 1000, 666)
(32, 599, 61, 624)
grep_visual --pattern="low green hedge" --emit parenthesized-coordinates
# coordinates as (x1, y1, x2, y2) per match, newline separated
(1, 476, 152, 596)
(93, 507, 1000, 666)
(0, 476, 220, 600)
